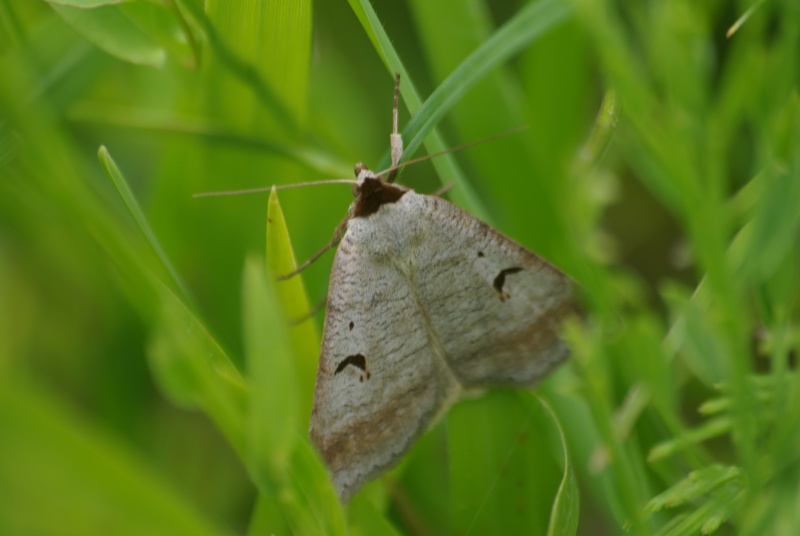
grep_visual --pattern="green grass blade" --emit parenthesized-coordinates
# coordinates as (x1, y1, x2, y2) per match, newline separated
(46, 0, 123, 6)
(408, 0, 591, 263)
(148, 282, 248, 455)
(48, 3, 166, 67)
(0, 382, 222, 536)
(401, 0, 571, 161)
(543, 396, 580, 536)
(349, 0, 571, 224)
(247, 431, 345, 535)
(448, 391, 561, 534)
(346, 494, 403, 536)
(242, 256, 298, 486)
(736, 126, 800, 281)
(242, 255, 345, 534)
(177, 0, 308, 132)
(283, 438, 347, 536)
(254, 189, 346, 533)
(266, 188, 320, 422)
(71, 106, 350, 177)
(99, 145, 192, 302)
(347, 0, 489, 220)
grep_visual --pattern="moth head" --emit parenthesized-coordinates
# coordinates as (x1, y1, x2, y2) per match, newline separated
(350, 163, 407, 217)
(352, 162, 386, 196)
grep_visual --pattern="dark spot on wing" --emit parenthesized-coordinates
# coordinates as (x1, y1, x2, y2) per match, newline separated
(477, 251, 485, 257)
(349, 321, 354, 330)
(493, 267, 523, 301)
(334, 353, 371, 381)
(352, 176, 406, 218)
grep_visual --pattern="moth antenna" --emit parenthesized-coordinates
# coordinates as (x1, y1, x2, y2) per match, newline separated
(727, 0, 764, 38)
(276, 213, 350, 280)
(193, 178, 356, 198)
(376, 124, 529, 179)
(388, 72, 403, 183)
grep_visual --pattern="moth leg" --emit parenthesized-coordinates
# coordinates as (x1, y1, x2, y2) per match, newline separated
(387, 72, 403, 183)
(287, 295, 327, 325)
(276, 214, 349, 281)
(431, 182, 454, 197)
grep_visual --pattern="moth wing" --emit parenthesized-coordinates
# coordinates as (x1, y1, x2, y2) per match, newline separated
(309, 231, 457, 501)
(412, 194, 577, 387)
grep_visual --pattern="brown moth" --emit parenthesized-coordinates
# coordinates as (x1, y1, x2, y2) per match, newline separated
(299, 74, 577, 500)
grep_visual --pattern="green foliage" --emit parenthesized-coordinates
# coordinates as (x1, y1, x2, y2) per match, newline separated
(1, 0, 798, 534)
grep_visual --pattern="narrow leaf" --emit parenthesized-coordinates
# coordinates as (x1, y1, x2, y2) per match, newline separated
(50, 4, 165, 67)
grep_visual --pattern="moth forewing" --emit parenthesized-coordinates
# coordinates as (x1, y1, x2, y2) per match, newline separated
(309, 187, 576, 500)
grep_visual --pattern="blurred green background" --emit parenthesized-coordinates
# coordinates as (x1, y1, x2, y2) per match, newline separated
(1, 0, 799, 535)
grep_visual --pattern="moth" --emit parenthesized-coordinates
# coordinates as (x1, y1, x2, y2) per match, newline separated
(288, 75, 577, 501)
